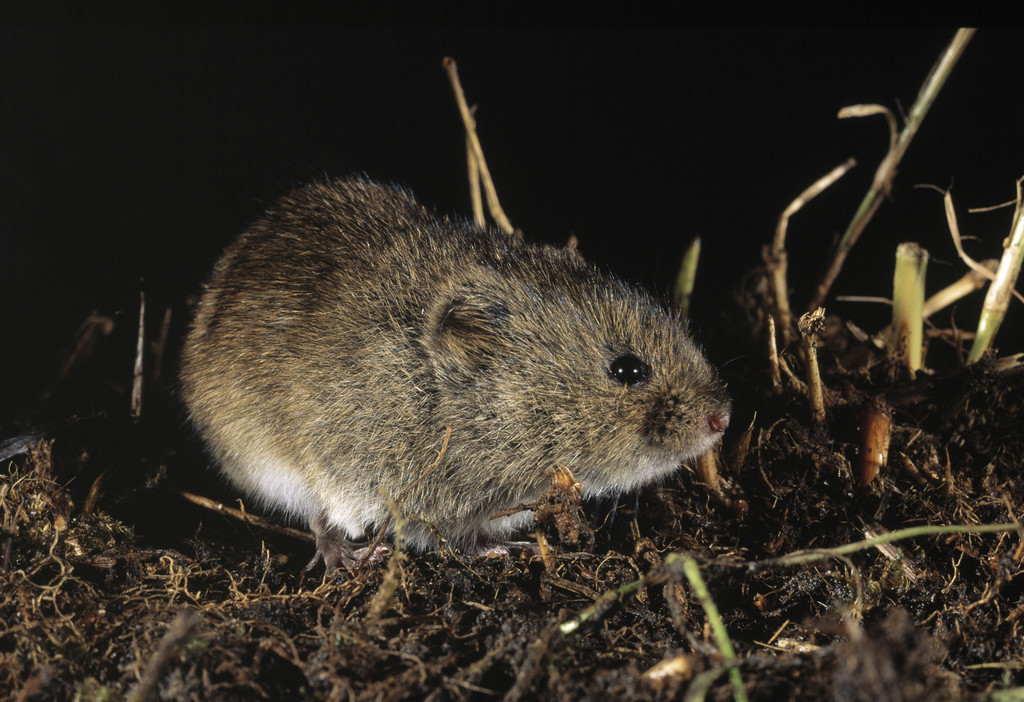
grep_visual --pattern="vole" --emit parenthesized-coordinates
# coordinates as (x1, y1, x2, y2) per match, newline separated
(180, 178, 731, 569)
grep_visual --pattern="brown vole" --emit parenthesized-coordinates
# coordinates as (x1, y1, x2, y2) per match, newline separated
(181, 178, 731, 568)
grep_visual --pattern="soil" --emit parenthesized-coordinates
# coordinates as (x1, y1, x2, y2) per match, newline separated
(2, 235, 1022, 702)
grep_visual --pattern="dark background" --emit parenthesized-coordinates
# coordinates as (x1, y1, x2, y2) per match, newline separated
(3, 27, 1022, 425)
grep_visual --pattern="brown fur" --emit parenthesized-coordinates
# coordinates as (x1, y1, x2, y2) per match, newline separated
(180, 178, 731, 567)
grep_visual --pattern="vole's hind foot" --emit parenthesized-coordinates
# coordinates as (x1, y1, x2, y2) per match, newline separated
(305, 515, 392, 571)
(304, 541, 392, 572)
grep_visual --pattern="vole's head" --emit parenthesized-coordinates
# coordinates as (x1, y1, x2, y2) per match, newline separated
(422, 240, 731, 497)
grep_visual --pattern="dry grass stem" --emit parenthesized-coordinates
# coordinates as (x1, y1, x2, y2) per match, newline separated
(466, 132, 485, 227)
(834, 296, 892, 306)
(765, 158, 856, 344)
(837, 104, 898, 150)
(443, 56, 515, 235)
(809, 28, 976, 311)
(935, 186, 1008, 283)
(922, 259, 999, 318)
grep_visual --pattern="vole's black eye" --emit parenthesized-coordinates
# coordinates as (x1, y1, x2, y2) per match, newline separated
(609, 354, 650, 386)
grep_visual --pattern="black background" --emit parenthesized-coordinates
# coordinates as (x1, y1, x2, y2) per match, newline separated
(3, 26, 1022, 423)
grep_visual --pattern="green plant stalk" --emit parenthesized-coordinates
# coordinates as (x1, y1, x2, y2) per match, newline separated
(674, 236, 701, 319)
(753, 522, 1019, 570)
(989, 687, 1024, 702)
(559, 578, 643, 635)
(559, 556, 748, 701)
(676, 554, 748, 702)
(891, 242, 928, 372)
(968, 191, 1024, 363)
(809, 28, 975, 311)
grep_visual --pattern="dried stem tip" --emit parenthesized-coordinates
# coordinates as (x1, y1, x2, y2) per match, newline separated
(443, 56, 516, 236)
(798, 308, 827, 425)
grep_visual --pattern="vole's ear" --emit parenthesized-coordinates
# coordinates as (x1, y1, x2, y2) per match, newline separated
(423, 288, 511, 375)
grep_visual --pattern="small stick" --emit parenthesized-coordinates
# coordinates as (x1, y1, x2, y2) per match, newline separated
(809, 28, 976, 311)
(765, 158, 855, 344)
(127, 609, 202, 702)
(443, 57, 515, 235)
(131, 289, 145, 421)
(799, 308, 827, 425)
(177, 490, 314, 542)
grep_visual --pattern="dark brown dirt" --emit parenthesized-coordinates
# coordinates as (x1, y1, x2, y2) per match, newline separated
(2, 248, 1023, 702)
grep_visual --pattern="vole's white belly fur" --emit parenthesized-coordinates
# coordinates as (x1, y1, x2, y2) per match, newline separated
(232, 453, 389, 540)
(236, 452, 538, 547)
(224, 454, 320, 520)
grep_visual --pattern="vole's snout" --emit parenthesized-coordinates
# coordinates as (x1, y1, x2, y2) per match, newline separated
(707, 411, 730, 434)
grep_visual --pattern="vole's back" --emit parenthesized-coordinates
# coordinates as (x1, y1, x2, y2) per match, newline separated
(181, 178, 731, 565)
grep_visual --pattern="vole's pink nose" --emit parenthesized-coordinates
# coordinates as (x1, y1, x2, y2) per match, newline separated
(707, 412, 730, 434)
